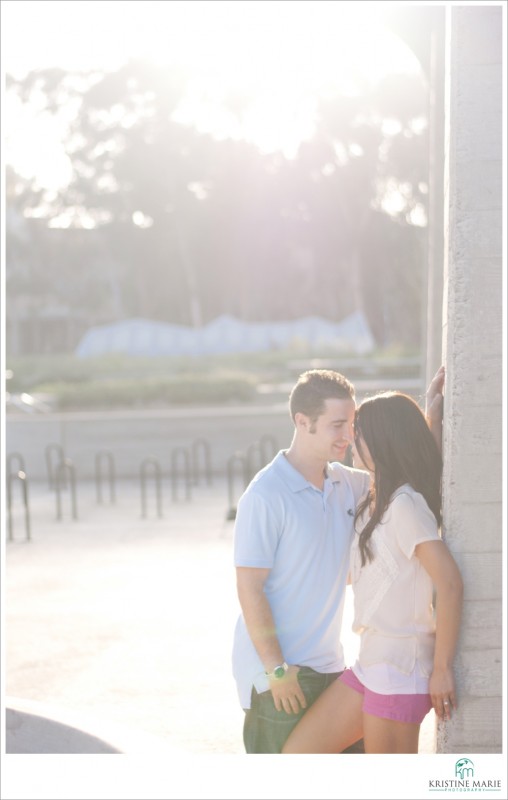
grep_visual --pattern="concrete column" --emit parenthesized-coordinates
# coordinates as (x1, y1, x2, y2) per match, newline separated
(441, 6, 503, 753)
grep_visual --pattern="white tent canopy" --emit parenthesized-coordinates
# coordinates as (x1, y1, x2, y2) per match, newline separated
(75, 312, 375, 358)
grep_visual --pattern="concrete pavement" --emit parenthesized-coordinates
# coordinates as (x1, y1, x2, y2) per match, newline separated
(4, 476, 436, 756)
(4, 478, 245, 754)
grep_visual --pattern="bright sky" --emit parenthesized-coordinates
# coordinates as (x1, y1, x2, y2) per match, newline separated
(2, 0, 423, 188)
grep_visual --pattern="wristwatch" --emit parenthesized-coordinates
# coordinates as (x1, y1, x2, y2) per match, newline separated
(265, 662, 289, 680)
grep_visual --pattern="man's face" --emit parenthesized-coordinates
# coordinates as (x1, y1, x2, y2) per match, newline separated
(352, 433, 375, 473)
(304, 397, 356, 462)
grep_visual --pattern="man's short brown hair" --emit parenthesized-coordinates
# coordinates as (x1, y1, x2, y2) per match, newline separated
(289, 369, 355, 423)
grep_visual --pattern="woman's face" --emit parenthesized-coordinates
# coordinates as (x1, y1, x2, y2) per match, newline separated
(352, 431, 375, 474)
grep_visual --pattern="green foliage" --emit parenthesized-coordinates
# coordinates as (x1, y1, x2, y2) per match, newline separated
(6, 354, 93, 392)
(6, 348, 421, 411)
(35, 375, 257, 410)
(7, 353, 259, 409)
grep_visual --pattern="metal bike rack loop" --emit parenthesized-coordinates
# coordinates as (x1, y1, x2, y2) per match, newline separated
(191, 437, 212, 486)
(7, 467, 31, 542)
(140, 457, 163, 518)
(226, 452, 249, 521)
(171, 447, 192, 502)
(54, 459, 78, 521)
(45, 443, 65, 490)
(95, 450, 116, 504)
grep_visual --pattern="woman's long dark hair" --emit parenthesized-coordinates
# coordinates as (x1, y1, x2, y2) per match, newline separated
(354, 392, 442, 566)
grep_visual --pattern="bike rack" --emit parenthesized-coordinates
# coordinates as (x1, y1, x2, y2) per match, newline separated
(54, 459, 78, 521)
(7, 452, 26, 476)
(95, 450, 116, 504)
(259, 434, 278, 464)
(226, 452, 249, 521)
(171, 447, 192, 502)
(45, 443, 65, 490)
(140, 457, 163, 518)
(191, 437, 212, 486)
(246, 441, 265, 483)
(226, 434, 278, 521)
(7, 468, 31, 542)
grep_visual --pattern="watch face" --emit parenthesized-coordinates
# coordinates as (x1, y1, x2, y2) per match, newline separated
(273, 666, 285, 679)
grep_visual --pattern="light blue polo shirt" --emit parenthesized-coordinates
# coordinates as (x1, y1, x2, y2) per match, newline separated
(232, 450, 370, 709)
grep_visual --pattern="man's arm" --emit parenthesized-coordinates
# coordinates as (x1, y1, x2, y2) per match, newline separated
(425, 365, 445, 453)
(236, 566, 306, 714)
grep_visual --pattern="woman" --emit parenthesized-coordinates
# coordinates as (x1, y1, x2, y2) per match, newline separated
(282, 391, 463, 754)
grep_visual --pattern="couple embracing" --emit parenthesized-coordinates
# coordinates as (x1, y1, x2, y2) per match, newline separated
(232, 367, 463, 754)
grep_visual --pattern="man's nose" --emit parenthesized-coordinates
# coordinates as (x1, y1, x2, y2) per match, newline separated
(343, 425, 354, 444)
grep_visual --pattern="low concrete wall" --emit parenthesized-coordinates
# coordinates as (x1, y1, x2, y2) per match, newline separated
(6, 405, 294, 481)
(5, 374, 427, 483)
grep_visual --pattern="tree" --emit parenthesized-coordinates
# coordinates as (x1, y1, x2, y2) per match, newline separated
(6, 60, 429, 351)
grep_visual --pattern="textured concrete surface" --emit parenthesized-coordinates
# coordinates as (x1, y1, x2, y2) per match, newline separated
(441, 4, 503, 753)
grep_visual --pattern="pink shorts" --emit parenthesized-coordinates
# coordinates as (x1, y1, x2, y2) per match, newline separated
(339, 668, 432, 724)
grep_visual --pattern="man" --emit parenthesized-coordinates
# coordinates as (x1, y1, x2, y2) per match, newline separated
(231, 367, 444, 754)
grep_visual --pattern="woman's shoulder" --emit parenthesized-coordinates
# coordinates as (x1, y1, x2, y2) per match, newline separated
(391, 484, 427, 507)
(388, 485, 436, 526)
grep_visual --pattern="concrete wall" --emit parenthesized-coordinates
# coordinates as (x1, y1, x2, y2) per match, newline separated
(440, 5, 503, 753)
(6, 405, 295, 482)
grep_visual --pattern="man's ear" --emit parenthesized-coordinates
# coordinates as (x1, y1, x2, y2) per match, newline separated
(294, 412, 310, 431)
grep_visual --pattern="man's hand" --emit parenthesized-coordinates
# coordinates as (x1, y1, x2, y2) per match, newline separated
(269, 665, 307, 715)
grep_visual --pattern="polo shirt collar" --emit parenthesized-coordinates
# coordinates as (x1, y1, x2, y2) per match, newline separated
(275, 451, 340, 493)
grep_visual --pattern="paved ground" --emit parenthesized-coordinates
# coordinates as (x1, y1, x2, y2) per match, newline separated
(4, 476, 436, 757)
(4, 478, 245, 755)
